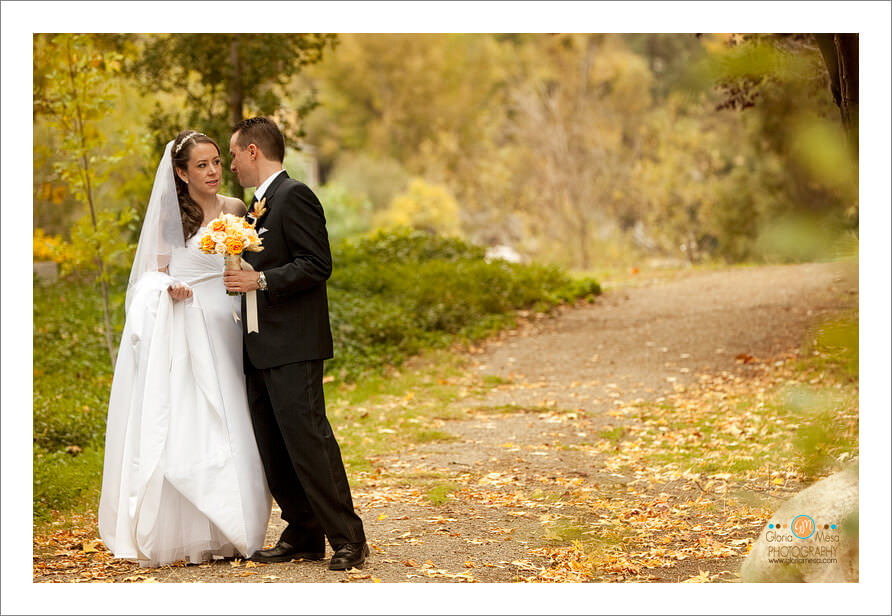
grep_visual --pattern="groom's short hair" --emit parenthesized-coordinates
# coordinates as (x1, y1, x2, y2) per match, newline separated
(232, 117, 285, 163)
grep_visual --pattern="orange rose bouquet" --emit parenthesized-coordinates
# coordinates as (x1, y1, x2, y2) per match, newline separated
(198, 213, 264, 295)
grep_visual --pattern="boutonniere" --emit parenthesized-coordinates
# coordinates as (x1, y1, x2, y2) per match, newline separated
(247, 197, 267, 224)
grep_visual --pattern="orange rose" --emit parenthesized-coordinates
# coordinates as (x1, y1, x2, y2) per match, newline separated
(224, 236, 245, 254)
(199, 234, 217, 253)
(211, 218, 227, 232)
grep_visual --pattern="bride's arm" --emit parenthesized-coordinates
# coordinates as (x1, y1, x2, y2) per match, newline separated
(158, 265, 192, 301)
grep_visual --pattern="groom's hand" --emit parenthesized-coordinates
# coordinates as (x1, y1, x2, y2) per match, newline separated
(224, 270, 261, 293)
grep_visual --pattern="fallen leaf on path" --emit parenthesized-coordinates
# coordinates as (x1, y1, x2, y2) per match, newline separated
(81, 541, 99, 554)
(510, 560, 542, 571)
(122, 575, 157, 583)
(681, 570, 712, 583)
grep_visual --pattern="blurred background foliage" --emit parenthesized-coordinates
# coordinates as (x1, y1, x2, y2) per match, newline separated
(34, 33, 858, 271)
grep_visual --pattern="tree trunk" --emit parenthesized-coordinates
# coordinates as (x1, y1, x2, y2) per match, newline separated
(81, 145, 117, 370)
(834, 34, 858, 156)
(228, 37, 245, 199)
(578, 219, 590, 270)
(67, 37, 117, 368)
(814, 34, 859, 157)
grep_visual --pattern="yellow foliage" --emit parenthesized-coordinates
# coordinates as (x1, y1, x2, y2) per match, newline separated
(589, 40, 654, 114)
(374, 178, 463, 236)
(34, 183, 69, 205)
(33, 228, 71, 263)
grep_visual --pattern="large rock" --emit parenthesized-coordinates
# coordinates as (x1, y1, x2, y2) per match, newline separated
(741, 466, 858, 582)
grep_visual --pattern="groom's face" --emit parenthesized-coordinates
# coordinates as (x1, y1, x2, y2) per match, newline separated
(229, 132, 258, 188)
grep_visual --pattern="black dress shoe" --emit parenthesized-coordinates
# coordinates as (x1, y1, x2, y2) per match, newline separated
(328, 541, 369, 570)
(249, 539, 325, 563)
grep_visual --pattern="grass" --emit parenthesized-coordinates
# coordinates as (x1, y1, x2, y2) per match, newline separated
(462, 403, 559, 416)
(543, 519, 588, 543)
(597, 426, 626, 444)
(33, 447, 105, 523)
(415, 429, 460, 443)
(426, 482, 459, 506)
(326, 349, 473, 465)
(598, 310, 859, 486)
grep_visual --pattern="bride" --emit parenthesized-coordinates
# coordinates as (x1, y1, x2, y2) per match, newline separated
(98, 130, 271, 567)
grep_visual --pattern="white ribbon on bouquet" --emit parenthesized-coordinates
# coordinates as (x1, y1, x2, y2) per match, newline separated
(232, 260, 259, 334)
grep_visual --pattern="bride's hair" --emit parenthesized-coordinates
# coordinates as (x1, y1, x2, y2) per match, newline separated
(171, 130, 221, 242)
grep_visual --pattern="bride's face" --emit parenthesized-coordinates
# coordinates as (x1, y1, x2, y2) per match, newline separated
(181, 143, 223, 197)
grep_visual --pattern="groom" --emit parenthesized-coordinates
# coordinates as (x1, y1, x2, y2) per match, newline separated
(223, 116, 368, 570)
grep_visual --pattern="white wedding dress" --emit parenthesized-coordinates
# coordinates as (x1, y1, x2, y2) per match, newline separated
(98, 232, 271, 567)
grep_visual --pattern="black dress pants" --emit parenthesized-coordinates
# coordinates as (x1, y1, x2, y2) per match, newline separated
(245, 358, 365, 549)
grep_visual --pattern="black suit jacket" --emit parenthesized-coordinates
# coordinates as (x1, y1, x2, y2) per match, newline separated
(240, 171, 334, 370)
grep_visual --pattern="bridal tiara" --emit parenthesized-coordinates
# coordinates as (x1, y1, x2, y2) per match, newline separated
(174, 131, 207, 154)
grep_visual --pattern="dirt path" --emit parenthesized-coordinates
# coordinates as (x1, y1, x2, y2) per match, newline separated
(35, 262, 858, 583)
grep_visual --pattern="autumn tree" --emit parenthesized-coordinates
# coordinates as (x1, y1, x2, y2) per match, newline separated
(294, 33, 855, 267)
(33, 33, 135, 366)
(131, 33, 337, 196)
(301, 34, 508, 177)
(501, 35, 655, 268)
(701, 34, 858, 247)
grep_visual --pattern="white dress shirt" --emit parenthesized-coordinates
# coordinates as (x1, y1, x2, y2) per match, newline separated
(253, 169, 285, 202)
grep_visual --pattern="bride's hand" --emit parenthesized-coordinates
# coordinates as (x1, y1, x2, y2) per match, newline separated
(167, 282, 193, 301)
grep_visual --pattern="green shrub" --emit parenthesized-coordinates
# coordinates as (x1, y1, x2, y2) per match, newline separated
(333, 227, 485, 265)
(326, 228, 600, 379)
